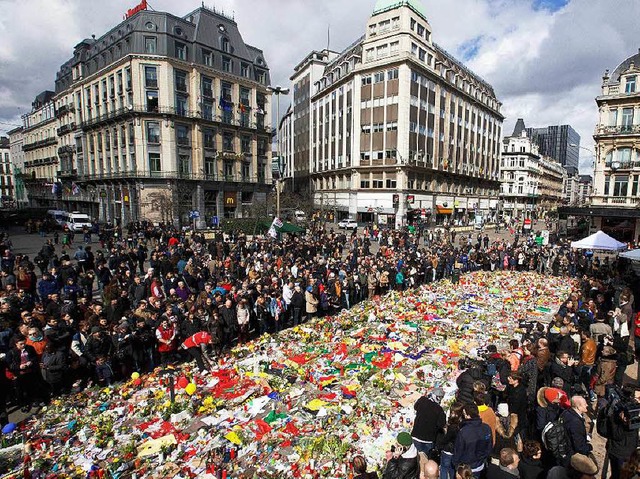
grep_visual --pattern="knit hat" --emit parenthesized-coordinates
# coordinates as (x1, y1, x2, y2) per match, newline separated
(570, 453, 598, 474)
(428, 387, 445, 402)
(544, 387, 570, 409)
(396, 432, 413, 447)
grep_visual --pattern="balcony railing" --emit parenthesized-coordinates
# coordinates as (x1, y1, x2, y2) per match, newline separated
(595, 196, 640, 206)
(24, 157, 58, 168)
(604, 160, 640, 170)
(55, 104, 75, 119)
(77, 170, 270, 184)
(57, 123, 76, 136)
(594, 124, 640, 135)
(80, 105, 271, 132)
(22, 137, 57, 152)
(58, 145, 75, 155)
(58, 168, 78, 178)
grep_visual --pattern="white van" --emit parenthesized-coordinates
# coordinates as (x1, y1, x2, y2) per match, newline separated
(66, 211, 92, 232)
(47, 210, 69, 228)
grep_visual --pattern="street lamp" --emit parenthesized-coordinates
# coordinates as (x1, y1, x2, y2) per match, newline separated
(267, 85, 290, 219)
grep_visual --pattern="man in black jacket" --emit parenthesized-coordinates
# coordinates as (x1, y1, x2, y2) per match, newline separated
(411, 387, 446, 455)
(290, 284, 305, 326)
(220, 299, 238, 349)
(383, 432, 419, 479)
(453, 403, 493, 477)
(602, 403, 639, 478)
(561, 396, 592, 460)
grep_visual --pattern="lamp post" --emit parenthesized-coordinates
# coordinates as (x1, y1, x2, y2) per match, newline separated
(267, 85, 290, 219)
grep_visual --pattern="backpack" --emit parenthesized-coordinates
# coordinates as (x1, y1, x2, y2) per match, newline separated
(542, 417, 570, 462)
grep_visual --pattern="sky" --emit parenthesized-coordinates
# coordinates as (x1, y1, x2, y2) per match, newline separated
(0, 0, 638, 175)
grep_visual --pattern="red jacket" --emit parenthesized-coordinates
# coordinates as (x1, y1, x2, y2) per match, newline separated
(182, 332, 211, 349)
(156, 325, 176, 353)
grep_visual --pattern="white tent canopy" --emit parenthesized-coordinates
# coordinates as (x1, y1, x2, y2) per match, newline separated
(570, 230, 627, 251)
(619, 249, 640, 261)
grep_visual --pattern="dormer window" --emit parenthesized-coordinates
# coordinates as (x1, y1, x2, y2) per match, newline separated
(625, 75, 636, 94)
(221, 37, 230, 53)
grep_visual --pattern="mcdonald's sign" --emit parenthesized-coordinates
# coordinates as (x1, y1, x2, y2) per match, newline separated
(224, 192, 237, 208)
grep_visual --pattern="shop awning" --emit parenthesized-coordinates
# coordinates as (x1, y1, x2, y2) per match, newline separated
(436, 205, 453, 215)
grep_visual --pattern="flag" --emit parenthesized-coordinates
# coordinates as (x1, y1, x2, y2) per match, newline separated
(239, 103, 246, 113)
(52, 182, 60, 195)
(72, 182, 80, 195)
(267, 226, 277, 239)
(255, 106, 265, 115)
(219, 98, 233, 112)
(273, 217, 283, 228)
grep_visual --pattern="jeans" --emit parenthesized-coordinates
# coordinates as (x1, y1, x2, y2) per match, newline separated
(292, 308, 302, 326)
(440, 452, 454, 479)
(412, 439, 433, 455)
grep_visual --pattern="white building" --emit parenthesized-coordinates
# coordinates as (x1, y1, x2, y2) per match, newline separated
(561, 49, 640, 242)
(287, 0, 503, 227)
(500, 119, 566, 219)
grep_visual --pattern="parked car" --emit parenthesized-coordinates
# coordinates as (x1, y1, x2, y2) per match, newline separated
(338, 218, 358, 230)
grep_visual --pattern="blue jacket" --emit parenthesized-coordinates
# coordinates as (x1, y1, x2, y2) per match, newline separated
(38, 278, 60, 299)
(453, 417, 493, 470)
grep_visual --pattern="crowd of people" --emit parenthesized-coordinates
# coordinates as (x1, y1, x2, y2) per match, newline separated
(0, 219, 639, 479)
(379, 273, 640, 479)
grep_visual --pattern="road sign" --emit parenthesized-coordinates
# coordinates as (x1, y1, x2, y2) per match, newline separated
(211, 215, 219, 226)
(189, 210, 200, 219)
(523, 218, 532, 230)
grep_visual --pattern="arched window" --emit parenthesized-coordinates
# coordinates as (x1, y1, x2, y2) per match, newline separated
(605, 147, 640, 167)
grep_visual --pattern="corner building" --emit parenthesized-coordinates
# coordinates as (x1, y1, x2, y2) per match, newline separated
(301, 0, 503, 227)
(561, 49, 640, 242)
(52, 5, 272, 225)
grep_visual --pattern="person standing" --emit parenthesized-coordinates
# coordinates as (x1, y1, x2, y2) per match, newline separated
(290, 284, 305, 327)
(601, 401, 639, 478)
(383, 432, 420, 479)
(411, 387, 447, 455)
(453, 404, 493, 478)
(155, 318, 177, 365)
(561, 396, 592, 463)
(305, 286, 318, 321)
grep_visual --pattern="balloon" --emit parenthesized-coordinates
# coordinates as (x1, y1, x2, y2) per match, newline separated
(2, 423, 16, 434)
(133, 378, 142, 386)
(185, 383, 197, 396)
(131, 372, 140, 380)
(177, 376, 189, 389)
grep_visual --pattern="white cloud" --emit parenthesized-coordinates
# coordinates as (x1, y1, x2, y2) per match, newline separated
(1, 0, 639, 175)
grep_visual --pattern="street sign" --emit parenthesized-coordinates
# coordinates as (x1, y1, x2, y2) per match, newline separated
(211, 215, 219, 226)
(523, 218, 532, 230)
(189, 210, 200, 219)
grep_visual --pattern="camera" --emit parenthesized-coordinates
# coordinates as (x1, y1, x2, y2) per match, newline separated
(606, 385, 640, 430)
